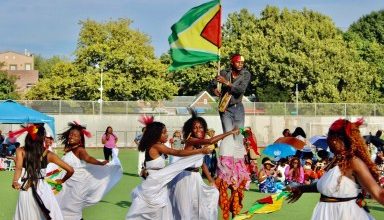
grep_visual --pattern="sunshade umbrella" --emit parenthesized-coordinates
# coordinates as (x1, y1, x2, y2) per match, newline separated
(263, 143, 297, 158)
(309, 135, 328, 150)
(274, 137, 305, 150)
(0, 100, 56, 138)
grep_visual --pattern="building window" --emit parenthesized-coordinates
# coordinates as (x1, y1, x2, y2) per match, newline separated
(204, 98, 207, 104)
(26, 83, 35, 88)
(9, 64, 17, 70)
(25, 63, 31, 70)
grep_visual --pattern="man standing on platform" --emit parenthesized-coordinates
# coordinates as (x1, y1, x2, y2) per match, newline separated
(210, 53, 251, 219)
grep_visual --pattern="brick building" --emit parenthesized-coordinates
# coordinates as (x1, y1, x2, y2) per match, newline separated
(0, 51, 38, 93)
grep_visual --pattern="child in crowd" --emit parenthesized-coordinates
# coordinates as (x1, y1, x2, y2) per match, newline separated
(303, 159, 318, 185)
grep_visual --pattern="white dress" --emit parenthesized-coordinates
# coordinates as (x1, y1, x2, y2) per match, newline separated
(169, 157, 219, 220)
(126, 154, 205, 220)
(55, 149, 122, 220)
(14, 168, 64, 220)
(311, 165, 374, 220)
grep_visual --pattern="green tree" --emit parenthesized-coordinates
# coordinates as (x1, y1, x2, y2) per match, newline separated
(221, 7, 378, 102)
(74, 18, 177, 100)
(34, 55, 68, 78)
(25, 62, 83, 100)
(0, 69, 19, 100)
(345, 12, 384, 102)
(28, 18, 178, 101)
(348, 10, 384, 45)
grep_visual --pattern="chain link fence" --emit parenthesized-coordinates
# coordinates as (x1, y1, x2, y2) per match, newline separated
(13, 100, 384, 117)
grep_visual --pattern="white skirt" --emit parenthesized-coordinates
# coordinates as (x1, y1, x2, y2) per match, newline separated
(14, 179, 63, 220)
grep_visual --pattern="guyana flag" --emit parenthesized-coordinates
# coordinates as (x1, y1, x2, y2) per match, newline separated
(168, 0, 221, 71)
(233, 192, 289, 220)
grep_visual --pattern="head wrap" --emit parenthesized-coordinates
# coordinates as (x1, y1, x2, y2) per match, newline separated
(231, 54, 244, 63)
(329, 118, 364, 138)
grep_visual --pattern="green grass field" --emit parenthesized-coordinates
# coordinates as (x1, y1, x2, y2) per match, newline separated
(1, 148, 383, 220)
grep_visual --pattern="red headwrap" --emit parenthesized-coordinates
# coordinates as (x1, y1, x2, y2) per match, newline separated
(231, 54, 244, 63)
(329, 118, 364, 137)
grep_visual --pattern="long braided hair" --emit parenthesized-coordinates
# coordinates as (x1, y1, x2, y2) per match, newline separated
(138, 121, 165, 152)
(327, 119, 379, 182)
(22, 125, 46, 186)
(137, 115, 166, 152)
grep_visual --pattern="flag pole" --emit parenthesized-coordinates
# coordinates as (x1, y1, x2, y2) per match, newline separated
(217, 2, 222, 92)
(217, 49, 222, 92)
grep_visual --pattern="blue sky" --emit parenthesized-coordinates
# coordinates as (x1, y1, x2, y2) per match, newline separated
(1, 0, 383, 58)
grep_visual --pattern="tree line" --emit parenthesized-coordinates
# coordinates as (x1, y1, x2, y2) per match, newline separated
(2, 6, 384, 103)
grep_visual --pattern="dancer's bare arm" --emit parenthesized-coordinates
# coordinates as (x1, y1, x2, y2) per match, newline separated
(202, 163, 216, 186)
(286, 182, 318, 203)
(11, 148, 24, 189)
(153, 143, 212, 157)
(47, 152, 74, 184)
(352, 157, 384, 205)
(76, 147, 108, 165)
(186, 128, 239, 146)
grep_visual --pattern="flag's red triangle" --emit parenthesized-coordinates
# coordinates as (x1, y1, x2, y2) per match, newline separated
(257, 196, 274, 204)
(201, 6, 221, 48)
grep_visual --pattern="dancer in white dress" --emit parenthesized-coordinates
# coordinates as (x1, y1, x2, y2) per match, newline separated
(288, 118, 384, 220)
(12, 124, 74, 220)
(126, 116, 213, 220)
(55, 121, 122, 220)
(170, 111, 239, 220)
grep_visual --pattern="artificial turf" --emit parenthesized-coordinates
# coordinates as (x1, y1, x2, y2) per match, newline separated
(1, 148, 383, 219)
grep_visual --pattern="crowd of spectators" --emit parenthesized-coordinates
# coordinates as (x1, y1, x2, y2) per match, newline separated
(0, 130, 20, 170)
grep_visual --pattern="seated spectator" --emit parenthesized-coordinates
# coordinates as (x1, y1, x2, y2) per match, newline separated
(0, 157, 6, 170)
(0, 130, 5, 146)
(285, 157, 304, 187)
(258, 157, 280, 193)
(303, 159, 317, 185)
(282, 128, 291, 137)
(300, 149, 315, 166)
(375, 150, 384, 187)
(4, 131, 20, 156)
(314, 149, 329, 178)
(0, 143, 7, 158)
(276, 158, 289, 183)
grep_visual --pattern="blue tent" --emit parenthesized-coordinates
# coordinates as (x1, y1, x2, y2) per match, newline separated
(0, 100, 56, 138)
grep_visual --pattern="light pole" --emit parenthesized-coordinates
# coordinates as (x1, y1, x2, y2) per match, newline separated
(96, 64, 103, 115)
(295, 84, 299, 116)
